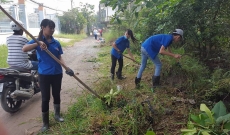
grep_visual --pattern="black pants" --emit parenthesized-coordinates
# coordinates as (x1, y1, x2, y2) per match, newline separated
(110, 54, 123, 74)
(39, 73, 63, 112)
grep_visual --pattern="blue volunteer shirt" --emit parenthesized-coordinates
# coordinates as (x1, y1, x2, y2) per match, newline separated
(142, 34, 173, 60)
(27, 36, 63, 75)
(111, 36, 130, 59)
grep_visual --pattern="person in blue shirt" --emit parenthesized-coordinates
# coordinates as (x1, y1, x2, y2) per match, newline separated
(135, 29, 183, 88)
(110, 29, 138, 80)
(22, 19, 74, 132)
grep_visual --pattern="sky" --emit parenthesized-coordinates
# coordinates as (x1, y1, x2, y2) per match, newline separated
(13, 0, 100, 14)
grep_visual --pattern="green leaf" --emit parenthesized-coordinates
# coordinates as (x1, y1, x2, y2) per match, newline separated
(200, 104, 214, 124)
(216, 113, 230, 125)
(211, 101, 227, 119)
(201, 131, 210, 135)
(224, 122, 230, 130)
(135, 12, 139, 18)
(191, 114, 201, 124)
(181, 128, 197, 134)
(187, 121, 195, 129)
(145, 131, 156, 135)
(135, 0, 142, 4)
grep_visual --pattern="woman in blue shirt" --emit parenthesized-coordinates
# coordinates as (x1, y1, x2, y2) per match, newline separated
(135, 29, 183, 88)
(22, 19, 74, 132)
(110, 29, 138, 80)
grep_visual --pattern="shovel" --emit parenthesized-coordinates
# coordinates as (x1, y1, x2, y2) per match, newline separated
(0, 6, 104, 101)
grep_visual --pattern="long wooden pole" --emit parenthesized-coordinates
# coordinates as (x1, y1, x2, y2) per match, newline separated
(123, 55, 139, 64)
(0, 6, 103, 101)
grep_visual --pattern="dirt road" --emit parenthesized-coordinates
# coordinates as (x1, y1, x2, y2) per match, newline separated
(0, 37, 102, 135)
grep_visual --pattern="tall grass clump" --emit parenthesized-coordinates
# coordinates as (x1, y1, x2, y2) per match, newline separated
(103, 30, 120, 44)
(0, 45, 8, 68)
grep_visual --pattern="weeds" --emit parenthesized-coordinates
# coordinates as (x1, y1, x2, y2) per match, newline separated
(0, 44, 8, 68)
(45, 31, 230, 135)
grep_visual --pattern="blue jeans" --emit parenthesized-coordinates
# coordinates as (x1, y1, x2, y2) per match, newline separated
(137, 47, 162, 78)
(30, 61, 38, 70)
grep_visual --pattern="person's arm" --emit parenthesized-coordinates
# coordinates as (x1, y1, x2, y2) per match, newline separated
(59, 55, 66, 66)
(112, 42, 121, 53)
(159, 45, 181, 58)
(22, 41, 47, 52)
(60, 55, 74, 76)
(127, 48, 134, 60)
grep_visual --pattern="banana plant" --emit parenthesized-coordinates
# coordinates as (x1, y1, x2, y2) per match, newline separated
(181, 101, 230, 135)
(104, 88, 120, 106)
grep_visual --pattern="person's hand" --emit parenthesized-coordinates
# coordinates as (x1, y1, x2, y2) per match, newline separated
(65, 67, 74, 76)
(174, 54, 182, 59)
(117, 50, 121, 54)
(38, 41, 47, 50)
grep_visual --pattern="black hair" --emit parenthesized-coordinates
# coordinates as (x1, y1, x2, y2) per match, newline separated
(38, 19, 55, 41)
(126, 29, 138, 44)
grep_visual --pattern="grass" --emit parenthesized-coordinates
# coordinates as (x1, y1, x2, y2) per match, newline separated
(54, 33, 87, 47)
(0, 45, 8, 68)
(54, 33, 87, 40)
(45, 31, 201, 135)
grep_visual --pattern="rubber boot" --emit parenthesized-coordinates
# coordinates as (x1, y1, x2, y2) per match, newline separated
(40, 111, 49, 132)
(135, 77, 141, 88)
(152, 76, 160, 87)
(111, 73, 114, 80)
(54, 104, 64, 122)
(116, 71, 126, 80)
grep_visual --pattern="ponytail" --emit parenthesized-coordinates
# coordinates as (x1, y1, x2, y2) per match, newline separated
(127, 29, 138, 44)
(38, 29, 43, 41)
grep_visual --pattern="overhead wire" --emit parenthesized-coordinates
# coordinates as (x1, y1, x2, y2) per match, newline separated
(29, 0, 65, 12)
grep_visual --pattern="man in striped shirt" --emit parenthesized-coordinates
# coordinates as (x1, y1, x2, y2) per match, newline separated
(6, 20, 38, 70)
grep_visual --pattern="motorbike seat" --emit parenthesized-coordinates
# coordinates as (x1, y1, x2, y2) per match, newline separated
(8, 67, 31, 73)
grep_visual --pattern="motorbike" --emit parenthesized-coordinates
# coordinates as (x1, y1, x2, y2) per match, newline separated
(0, 50, 40, 113)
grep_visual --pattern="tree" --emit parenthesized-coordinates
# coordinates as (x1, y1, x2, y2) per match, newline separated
(58, 7, 86, 34)
(79, 2, 96, 35)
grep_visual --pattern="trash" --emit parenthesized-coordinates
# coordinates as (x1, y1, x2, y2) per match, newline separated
(116, 85, 123, 91)
(171, 97, 196, 105)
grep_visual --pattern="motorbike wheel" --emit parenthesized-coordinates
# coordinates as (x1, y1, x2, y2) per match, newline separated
(1, 87, 22, 113)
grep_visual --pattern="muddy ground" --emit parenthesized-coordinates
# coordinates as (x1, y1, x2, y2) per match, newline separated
(0, 37, 102, 135)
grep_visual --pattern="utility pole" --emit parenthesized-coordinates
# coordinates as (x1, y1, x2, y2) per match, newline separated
(71, 0, 73, 9)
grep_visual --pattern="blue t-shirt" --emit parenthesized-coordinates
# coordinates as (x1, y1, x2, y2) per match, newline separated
(142, 34, 173, 59)
(27, 36, 63, 75)
(111, 36, 130, 59)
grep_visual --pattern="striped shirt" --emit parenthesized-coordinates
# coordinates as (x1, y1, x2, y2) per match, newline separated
(6, 35, 32, 69)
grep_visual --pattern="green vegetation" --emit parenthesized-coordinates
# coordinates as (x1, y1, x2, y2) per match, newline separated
(182, 101, 230, 135)
(54, 33, 87, 40)
(55, 33, 87, 47)
(0, 45, 8, 68)
(58, 3, 95, 35)
(46, 24, 230, 134)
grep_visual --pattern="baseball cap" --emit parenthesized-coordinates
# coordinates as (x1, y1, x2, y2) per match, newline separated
(173, 29, 183, 38)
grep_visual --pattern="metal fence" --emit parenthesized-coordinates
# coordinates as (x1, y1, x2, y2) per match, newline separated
(0, 22, 11, 33)
(28, 13, 40, 28)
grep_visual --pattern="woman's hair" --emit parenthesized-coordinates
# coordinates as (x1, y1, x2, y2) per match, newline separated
(38, 19, 55, 41)
(126, 29, 138, 44)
